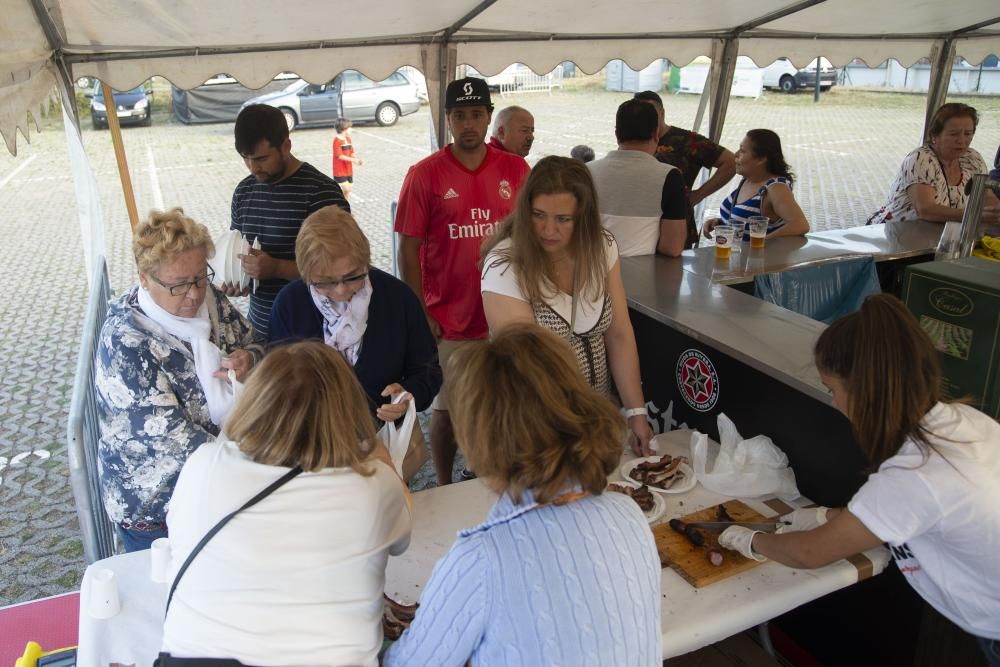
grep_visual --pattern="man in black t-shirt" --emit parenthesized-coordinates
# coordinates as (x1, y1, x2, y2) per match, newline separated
(634, 91, 736, 248)
(227, 104, 349, 339)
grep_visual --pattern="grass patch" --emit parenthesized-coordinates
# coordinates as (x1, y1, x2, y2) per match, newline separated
(60, 539, 84, 560)
(5, 581, 27, 600)
(55, 571, 82, 589)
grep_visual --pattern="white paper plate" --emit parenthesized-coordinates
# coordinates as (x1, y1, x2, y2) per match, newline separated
(209, 232, 231, 287)
(228, 232, 242, 288)
(619, 457, 696, 495)
(607, 483, 666, 524)
(249, 237, 261, 292)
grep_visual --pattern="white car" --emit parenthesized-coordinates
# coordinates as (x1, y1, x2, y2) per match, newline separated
(762, 58, 838, 93)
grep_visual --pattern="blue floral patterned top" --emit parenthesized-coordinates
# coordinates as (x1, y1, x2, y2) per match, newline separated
(94, 285, 262, 527)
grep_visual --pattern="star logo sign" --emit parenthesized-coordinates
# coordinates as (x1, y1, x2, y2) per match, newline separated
(675, 349, 720, 412)
(682, 361, 711, 402)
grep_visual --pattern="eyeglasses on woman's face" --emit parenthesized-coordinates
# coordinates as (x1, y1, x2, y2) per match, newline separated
(149, 267, 215, 296)
(311, 271, 368, 291)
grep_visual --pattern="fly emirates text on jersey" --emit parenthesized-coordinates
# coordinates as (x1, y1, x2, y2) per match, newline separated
(448, 208, 502, 240)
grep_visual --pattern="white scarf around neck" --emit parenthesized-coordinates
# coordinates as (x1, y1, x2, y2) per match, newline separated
(137, 286, 235, 426)
(309, 277, 373, 366)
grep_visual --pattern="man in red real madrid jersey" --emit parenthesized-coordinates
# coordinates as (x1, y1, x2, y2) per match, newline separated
(395, 77, 529, 484)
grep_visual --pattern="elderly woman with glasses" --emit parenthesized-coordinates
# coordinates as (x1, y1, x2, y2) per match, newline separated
(95, 208, 263, 553)
(269, 206, 442, 476)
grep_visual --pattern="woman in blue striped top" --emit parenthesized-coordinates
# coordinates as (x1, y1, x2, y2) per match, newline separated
(704, 129, 810, 241)
(384, 324, 662, 667)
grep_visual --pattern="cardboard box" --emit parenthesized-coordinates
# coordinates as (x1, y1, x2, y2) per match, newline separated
(903, 257, 1000, 419)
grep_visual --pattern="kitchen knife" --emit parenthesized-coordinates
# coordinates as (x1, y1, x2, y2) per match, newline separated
(687, 521, 783, 533)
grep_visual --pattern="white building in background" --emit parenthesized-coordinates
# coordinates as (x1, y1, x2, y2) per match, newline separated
(840, 57, 1000, 95)
(670, 55, 1000, 97)
(676, 57, 764, 98)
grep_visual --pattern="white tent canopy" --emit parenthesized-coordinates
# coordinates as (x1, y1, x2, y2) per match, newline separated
(3, 0, 999, 154)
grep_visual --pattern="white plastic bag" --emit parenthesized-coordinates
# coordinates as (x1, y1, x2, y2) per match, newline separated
(377, 392, 417, 478)
(690, 413, 800, 500)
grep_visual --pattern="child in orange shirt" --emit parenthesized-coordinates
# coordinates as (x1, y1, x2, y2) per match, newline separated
(333, 118, 363, 201)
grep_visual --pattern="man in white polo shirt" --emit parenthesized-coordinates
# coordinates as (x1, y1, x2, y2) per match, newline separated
(587, 99, 687, 257)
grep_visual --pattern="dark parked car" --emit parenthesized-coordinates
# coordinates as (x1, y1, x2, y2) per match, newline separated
(241, 70, 421, 130)
(89, 82, 152, 129)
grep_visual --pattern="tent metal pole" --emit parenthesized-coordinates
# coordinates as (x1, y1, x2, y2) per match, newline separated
(707, 37, 739, 145)
(814, 57, 821, 102)
(436, 43, 454, 150)
(692, 68, 711, 135)
(423, 43, 456, 151)
(923, 39, 956, 143)
(100, 81, 140, 231)
(434, 0, 497, 150)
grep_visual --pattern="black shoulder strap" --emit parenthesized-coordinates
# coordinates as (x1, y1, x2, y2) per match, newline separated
(163, 465, 303, 617)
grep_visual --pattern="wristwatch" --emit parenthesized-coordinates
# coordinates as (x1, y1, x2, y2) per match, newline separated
(624, 407, 648, 419)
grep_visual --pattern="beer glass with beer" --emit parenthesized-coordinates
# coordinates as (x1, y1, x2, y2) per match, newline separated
(715, 225, 735, 259)
(749, 216, 768, 249)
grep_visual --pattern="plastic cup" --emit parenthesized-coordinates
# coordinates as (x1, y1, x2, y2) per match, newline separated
(150, 537, 171, 583)
(732, 221, 747, 253)
(87, 568, 121, 619)
(935, 221, 962, 260)
(749, 217, 768, 248)
(714, 225, 735, 259)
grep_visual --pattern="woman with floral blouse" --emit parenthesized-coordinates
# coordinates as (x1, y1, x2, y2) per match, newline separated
(95, 208, 262, 552)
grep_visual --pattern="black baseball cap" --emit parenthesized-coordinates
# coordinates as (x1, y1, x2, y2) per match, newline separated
(445, 77, 493, 110)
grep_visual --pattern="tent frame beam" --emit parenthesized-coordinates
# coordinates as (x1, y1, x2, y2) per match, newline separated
(429, 0, 499, 148)
(27, 0, 79, 128)
(60, 27, 1000, 66)
(730, 0, 826, 34)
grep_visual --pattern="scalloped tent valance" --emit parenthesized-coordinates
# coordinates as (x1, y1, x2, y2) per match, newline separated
(2, 0, 999, 154)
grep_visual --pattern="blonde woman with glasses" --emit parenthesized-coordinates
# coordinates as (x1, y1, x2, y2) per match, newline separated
(95, 208, 262, 552)
(269, 206, 442, 479)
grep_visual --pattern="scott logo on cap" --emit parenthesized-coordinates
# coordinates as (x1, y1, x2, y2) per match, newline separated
(446, 77, 492, 109)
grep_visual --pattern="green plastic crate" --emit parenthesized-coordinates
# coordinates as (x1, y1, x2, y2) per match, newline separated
(903, 257, 1000, 419)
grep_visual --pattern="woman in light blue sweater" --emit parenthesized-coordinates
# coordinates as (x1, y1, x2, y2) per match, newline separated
(384, 324, 662, 667)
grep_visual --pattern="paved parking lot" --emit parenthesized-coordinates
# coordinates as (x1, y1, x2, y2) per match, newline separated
(0, 85, 997, 605)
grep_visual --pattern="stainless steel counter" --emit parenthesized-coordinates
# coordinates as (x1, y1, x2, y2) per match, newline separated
(621, 256, 831, 403)
(622, 221, 942, 404)
(681, 220, 943, 285)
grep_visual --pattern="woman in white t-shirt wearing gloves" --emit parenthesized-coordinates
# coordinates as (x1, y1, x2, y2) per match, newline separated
(160, 341, 412, 666)
(717, 294, 1000, 665)
(480, 155, 654, 456)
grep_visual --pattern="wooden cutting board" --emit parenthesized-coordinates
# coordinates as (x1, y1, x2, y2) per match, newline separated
(653, 500, 772, 588)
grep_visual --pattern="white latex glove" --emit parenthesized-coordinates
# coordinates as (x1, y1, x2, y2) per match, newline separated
(778, 507, 830, 534)
(718, 526, 767, 562)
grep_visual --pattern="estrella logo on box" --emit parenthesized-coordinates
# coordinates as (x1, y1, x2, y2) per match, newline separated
(928, 288, 974, 317)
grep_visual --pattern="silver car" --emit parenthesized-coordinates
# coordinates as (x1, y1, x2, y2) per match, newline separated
(242, 70, 421, 130)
